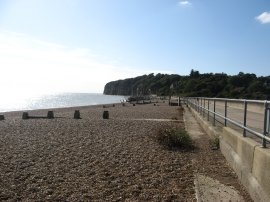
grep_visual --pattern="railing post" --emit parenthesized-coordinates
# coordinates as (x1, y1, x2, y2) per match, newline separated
(262, 101, 268, 148)
(213, 100, 216, 126)
(200, 98, 203, 115)
(243, 100, 247, 137)
(267, 108, 270, 135)
(225, 100, 227, 126)
(203, 98, 206, 118)
(198, 98, 200, 112)
(207, 100, 210, 121)
(198, 98, 200, 113)
(197, 98, 199, 112)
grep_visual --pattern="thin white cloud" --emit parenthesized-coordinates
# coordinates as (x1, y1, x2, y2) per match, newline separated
(178, 1, 191, 7)
(256, 12, 270, 24)
(0, 31, 153, 95)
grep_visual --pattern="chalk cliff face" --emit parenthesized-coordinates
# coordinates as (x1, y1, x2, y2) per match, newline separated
(103, 72, 270, 99)
(103, 73, 182, 96)
(103, 80, 132, 95)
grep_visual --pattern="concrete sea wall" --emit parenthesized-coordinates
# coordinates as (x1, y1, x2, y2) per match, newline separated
(189, 107, 270, 202)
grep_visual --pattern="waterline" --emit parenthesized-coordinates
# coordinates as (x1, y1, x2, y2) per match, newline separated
(0, 93, 126, 112)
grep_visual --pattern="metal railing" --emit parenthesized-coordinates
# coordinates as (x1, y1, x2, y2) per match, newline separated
(183, 97, 270, 148)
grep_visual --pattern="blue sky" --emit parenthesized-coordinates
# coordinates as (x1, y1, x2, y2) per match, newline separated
(0, 0, 270, 94)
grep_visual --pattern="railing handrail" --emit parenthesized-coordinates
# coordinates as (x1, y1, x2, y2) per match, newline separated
(185, 97, 270, 104)
(183, 97, 270, 148)
(198, 104, 270, 142)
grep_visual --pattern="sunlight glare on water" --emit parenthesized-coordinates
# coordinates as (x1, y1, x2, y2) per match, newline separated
(0, 91, 126, 112)
(0, 89, 42, 112)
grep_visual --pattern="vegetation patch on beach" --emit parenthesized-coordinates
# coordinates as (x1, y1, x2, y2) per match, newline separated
(209, 137, 220, 150)
(156, 127, 194, 150)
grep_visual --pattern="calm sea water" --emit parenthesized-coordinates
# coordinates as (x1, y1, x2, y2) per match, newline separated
(0, 93, 127, 112)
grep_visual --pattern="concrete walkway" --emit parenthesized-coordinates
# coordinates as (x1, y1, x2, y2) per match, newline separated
(194, 174, 245, 202)
(183, 107, 246, 202)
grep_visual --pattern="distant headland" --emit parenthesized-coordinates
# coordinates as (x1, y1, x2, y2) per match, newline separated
(103, 70, 270, 100)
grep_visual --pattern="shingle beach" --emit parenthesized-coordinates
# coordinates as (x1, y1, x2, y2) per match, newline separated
(0, 103, 252, 201)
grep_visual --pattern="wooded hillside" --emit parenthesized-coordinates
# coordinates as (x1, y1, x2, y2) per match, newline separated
(103, 70, 270, 100)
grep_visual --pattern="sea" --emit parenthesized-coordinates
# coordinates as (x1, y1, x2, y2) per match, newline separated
(0, 93, 127, 112)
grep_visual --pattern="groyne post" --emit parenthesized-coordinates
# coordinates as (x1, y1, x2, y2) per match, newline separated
(22, 112, 29, 120)
(0, 115, 4, 120)
(47, 111, 54, 119)
(103, 111, 109, 119)
(74, 110, 81, 119)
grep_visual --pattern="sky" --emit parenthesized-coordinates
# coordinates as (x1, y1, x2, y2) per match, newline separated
(0, 0, 270, 94)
